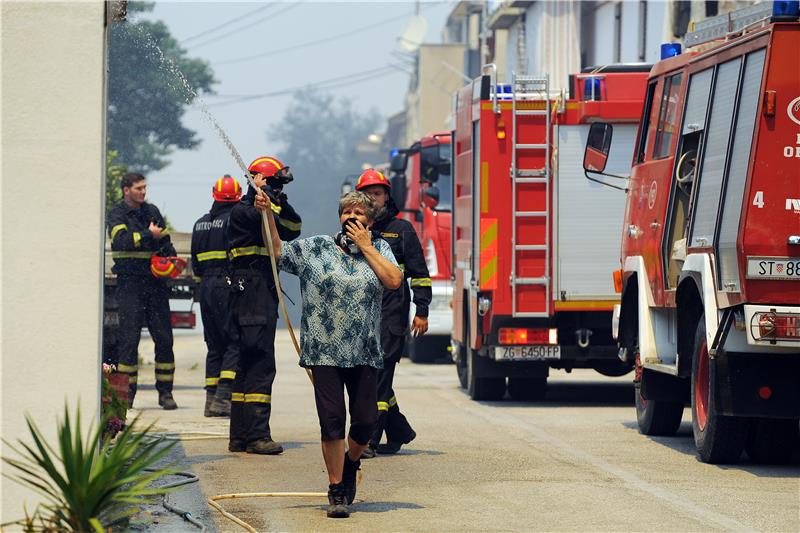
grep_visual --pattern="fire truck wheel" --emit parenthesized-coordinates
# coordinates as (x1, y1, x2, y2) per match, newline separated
(691, 317, 748, 464)
(745, 418, 800, 464)
(467, 348, 505, 401)
(456, 350, 468, 389)
(634, 350, 683, 435)
(507, 377, 547, 402)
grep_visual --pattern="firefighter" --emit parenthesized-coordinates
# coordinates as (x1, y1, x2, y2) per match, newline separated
(107, 172, 180, 410)
(191, 175, 241, 417)
(355, 168, 431, 457)
(227, 156, 301, 455)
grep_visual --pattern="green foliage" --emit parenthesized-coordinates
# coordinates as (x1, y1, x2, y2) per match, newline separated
(269, 88, 382, 237)
(2, 405, 176, 532)
(108, 1, 216, 173)
(105, 150, 127, 216)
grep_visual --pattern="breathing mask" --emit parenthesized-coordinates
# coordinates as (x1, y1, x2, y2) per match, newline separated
(335, 217, 362, 255)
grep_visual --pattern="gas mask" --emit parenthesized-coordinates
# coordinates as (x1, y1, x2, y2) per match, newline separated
(335, 217, 362, 255)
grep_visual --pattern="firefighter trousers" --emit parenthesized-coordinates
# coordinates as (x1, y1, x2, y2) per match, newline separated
(199, 274, 239, 393)
(370, 332, 415, 447)
(115, 275, 175, 400)
(228, 270, 278, 444)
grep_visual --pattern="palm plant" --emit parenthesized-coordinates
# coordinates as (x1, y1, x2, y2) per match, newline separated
(2, 405, 176, 532)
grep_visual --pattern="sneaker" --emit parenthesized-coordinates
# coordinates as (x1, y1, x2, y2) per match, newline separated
(246, 438, 284, 455)
(376, 430, 416, 455)
(326, 483, 349, 518)
(342, 452, 361, 504)
(228, 439, 247, 452)
(360, 446, 377, 460)
(158, 392, 178, 410)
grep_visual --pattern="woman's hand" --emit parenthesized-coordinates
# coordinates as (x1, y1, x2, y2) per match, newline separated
(345, 219, 374, 251)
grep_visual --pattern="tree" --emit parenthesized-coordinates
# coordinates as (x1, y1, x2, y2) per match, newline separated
(108, 1, 216, 173)
(106, 149, 127, 215)
(269, 88, 382, 237)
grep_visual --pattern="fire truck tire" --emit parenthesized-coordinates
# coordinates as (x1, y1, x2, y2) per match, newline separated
(467, 348, 505, 401)
(507, 377, 547, 402)
(691, 317, 748, 464)
(745, 418, 800, 464)
(635, 384, 683, 436)
(456, 353, 468, 389)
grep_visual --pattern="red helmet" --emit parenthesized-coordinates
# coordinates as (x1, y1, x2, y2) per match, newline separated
(248, 156, 284, 178)
(150, 256, 187, 279)
(212, 175, 241, 202)
(355, 168, 391, 190)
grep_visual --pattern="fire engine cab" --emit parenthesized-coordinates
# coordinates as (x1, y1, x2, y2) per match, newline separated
(390, 133, 453, 362)
(451, 64, 649, 401)
(584, 1, 800, 464)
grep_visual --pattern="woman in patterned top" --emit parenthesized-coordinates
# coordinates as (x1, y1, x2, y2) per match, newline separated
(256, 190, 402, 518)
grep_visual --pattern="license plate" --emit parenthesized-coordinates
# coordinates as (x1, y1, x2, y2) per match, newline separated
(746, 257, 800, 280)
(494, 345, 561, 361)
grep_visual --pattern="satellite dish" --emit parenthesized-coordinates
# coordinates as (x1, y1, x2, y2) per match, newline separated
(398, 15, 427, 52)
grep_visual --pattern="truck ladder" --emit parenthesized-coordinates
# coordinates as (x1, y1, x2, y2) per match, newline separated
(684, 2, 773, 47)
(511, 73, 551, 318)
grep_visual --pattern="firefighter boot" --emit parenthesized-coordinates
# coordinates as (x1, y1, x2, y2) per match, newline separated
(228, 439, 246, 453)
(208, 382, 232, 417)
(158, 392, 178, 410)
(204, 390, 215, 417)
(342, 452, 361, 505)
(377, 430, 416, 455)
(360, 445, 377, 459)
(246, 438, 284, 455)
(326, 483, 349, 518)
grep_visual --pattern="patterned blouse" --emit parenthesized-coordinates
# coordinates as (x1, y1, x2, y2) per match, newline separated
(279, 235, 398, 369)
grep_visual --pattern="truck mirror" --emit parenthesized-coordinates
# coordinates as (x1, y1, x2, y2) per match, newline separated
(390, 153, 408, 173)
(390, 174, 406, 205)
(583, 122, 613, 173)
(422, 185, 440, 209)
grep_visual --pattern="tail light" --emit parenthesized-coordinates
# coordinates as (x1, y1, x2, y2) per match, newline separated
(498, 328, 558, 345)
(751, 311, 800, 342)
(171, 311, 196, 329)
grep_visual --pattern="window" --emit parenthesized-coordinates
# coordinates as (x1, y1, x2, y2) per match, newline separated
(689, 57, 742, 247)
(717, 49, 766, 291)
(635, 82, 657, 163)
(653, 73, 683, 159)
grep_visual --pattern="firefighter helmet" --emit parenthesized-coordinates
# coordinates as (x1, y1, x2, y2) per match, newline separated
(248, 156, 294, 184)
(355, 168, 391, 190)
(212, 175, 242, 202)
(150, 256, 187, 279)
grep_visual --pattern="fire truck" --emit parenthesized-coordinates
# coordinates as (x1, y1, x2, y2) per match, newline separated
(583, 2, 800, 463)
(389, 133, 453, 362)
(451, 64, 649, 400)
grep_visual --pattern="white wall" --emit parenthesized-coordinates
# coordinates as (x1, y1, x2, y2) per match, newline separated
(1, 0, 105, 522)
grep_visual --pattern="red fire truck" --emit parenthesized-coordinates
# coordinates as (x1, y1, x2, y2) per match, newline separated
(451, 65, 649, 400)
(389, 133, 453, 362)
(583, 2, 800, 463)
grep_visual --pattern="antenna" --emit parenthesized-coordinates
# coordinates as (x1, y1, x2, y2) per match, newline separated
(398, 14, 427, 52)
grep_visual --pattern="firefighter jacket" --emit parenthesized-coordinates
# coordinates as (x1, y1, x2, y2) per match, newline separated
(228, 186, 302, 273)
(191, 201, 236, 277)
(108, 201, 176, 276)
(372, 198, 432, 336)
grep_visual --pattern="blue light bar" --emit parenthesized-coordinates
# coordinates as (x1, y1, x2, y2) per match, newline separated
(583, 78, 602, 101)
(773, 0, 800, 17)
(660, 43, 682, 60)
(390, 148, 399, 158)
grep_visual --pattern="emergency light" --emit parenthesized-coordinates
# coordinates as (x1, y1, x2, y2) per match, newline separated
(772, 0, 799, 18)
(660, 43, 682, 60)
(390, 148, 400, 158)
(583, 78, 602, 101)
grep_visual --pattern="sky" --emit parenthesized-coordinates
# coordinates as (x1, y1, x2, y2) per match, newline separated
(137, 0, 456, 232)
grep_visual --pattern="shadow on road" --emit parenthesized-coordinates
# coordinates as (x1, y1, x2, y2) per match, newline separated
(289, 501, 425, 513)
(622, 420, 800, 474)
(462, 381, 635, 407)
(383, 448, 446, 457)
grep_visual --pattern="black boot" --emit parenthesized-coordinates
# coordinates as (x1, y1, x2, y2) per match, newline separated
(158, 392, 178, 410)
(342, 452, 361, 504)
(208, 382, 231, 417)
(360, 445, 377, 459)
(203, 390, 215, 417)
(377, 430, 416, 455)
(327, 483, 349, 518)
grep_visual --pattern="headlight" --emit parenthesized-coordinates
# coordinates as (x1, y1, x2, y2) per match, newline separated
(425, 239, 439, 277)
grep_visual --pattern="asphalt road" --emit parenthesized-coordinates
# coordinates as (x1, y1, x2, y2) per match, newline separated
(133, 332, 799, 532)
